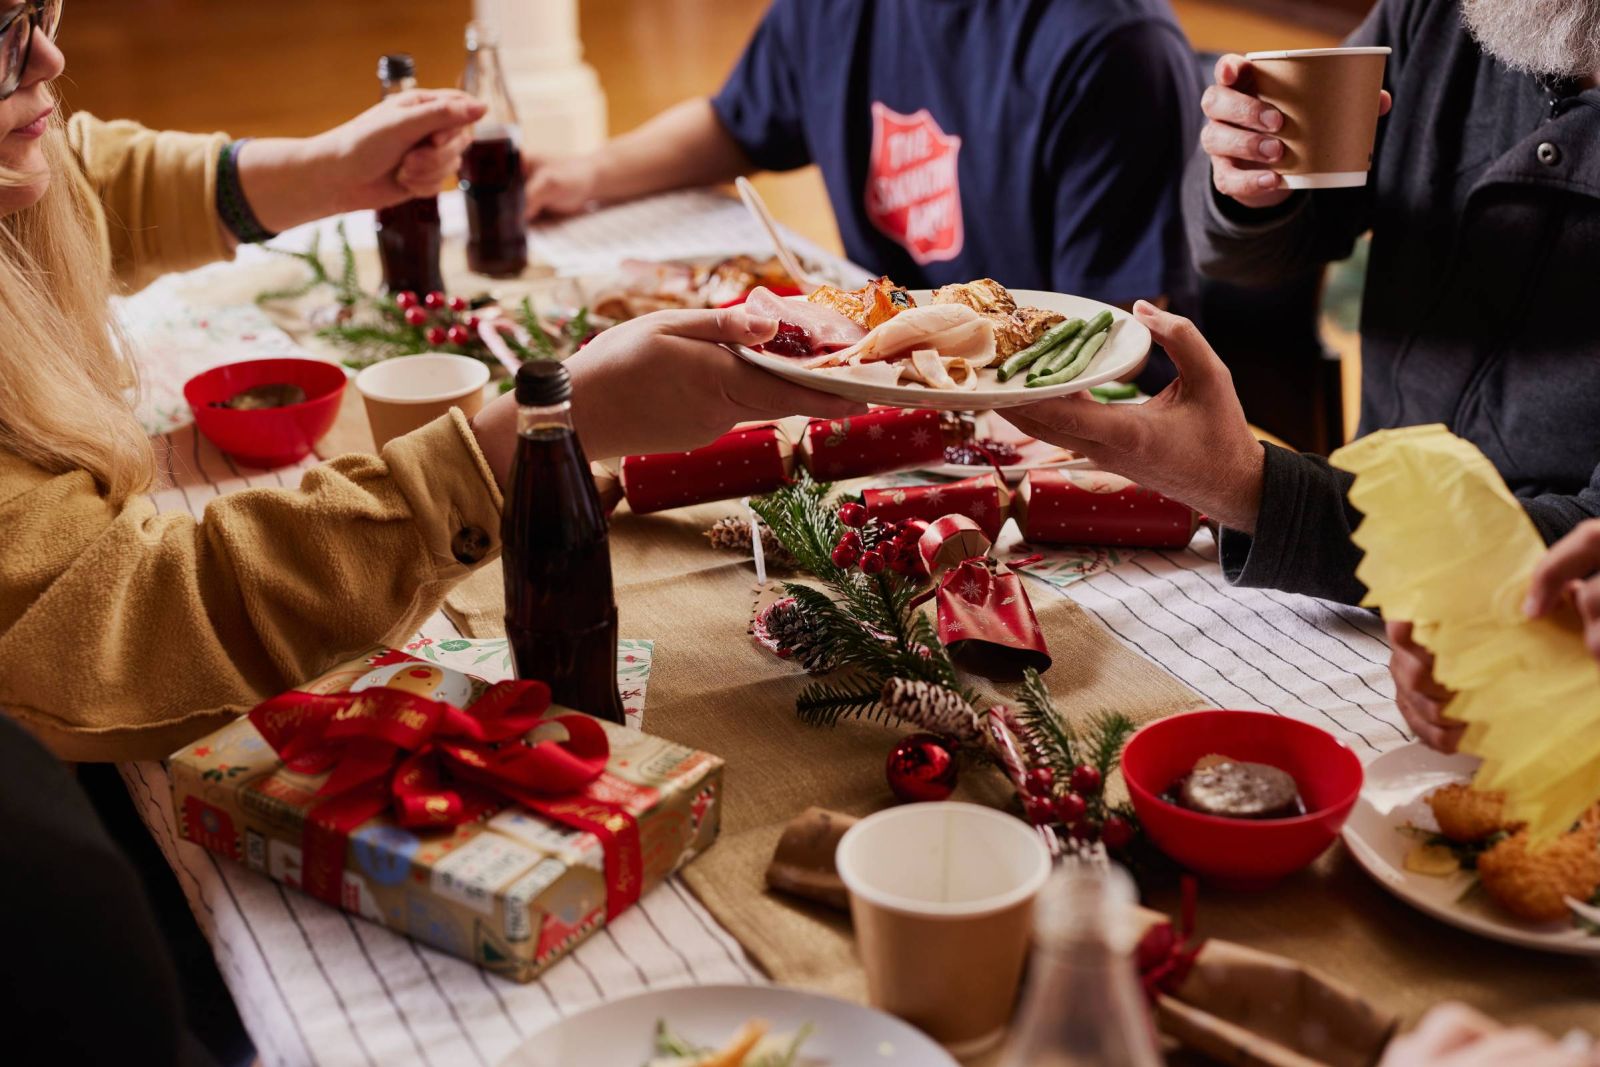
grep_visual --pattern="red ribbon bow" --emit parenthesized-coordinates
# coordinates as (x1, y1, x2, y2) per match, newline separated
(249, 680, 643, 918)
(1136, 875, 1205, 1002)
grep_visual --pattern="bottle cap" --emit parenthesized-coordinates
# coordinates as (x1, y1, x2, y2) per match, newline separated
(378, 54, 416, 82)
(515, 360, 572, 407)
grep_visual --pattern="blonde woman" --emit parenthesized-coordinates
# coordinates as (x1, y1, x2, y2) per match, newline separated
(0, 0, 862, 762)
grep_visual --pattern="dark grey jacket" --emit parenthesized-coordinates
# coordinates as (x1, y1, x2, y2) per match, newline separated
(1184, 0, 1600, 604)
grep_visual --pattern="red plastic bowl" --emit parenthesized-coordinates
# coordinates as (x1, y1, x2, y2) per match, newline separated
(1122, 710, 1364, 889)
(184, 358, 347, 468)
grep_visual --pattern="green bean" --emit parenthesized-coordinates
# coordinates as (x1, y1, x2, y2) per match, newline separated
(1090, 382, 1139, 402)
(1030, 310, 1113, 380)
(1028, 328, 1110, 388)
(996, 317, 1083, 381)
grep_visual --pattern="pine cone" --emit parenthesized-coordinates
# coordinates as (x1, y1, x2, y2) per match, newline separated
(705, 515, 797, 569)
(757, 597, 837, 674)
(879, 678, 982, 744)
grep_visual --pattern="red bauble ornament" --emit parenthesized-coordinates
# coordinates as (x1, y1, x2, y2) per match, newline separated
(1054, 791, 1088, 825)
(1026, 767, 1055, 796)
(831, 541, 861, 568)
(1070, 764, 1104, 796)
(446, 324, 472, 346)
(886, 733, 958, 803)
(838, 502, 868, 528)
(859, 549, 886, 575)
(425, 326, 448, 346)
(1026, 799, 1056, 825)
(466, 315, 481, 330)
(403, 306, 428, 327)
(448, 296, 469, 313)
(394, 290, 419, 309)
(1102, 815, 1135, 850)
(424, 290, 446, 310)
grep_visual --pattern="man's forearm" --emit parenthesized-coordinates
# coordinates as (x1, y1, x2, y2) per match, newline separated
(590, 98, 755, 205)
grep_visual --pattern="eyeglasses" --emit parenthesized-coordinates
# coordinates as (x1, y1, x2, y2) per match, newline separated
(0, 0, 60, 101)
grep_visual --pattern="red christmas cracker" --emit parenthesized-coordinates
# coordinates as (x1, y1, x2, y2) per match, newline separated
(863, 472, 1010, 539)
(1015, 470, 1197, 548)
(796, 408, 944, 479)
(916, 515, 1050, 677)
(619, 424, 793, 515)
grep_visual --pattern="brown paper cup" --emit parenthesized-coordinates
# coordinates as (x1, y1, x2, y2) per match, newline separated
(836, 803, 1051, 1057)
(1245, 47, 1390, 189)
(354, 354, 490, 449)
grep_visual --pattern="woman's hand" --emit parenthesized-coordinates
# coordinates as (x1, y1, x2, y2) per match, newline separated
(1524, 518, 1600, 662)
(471, 307, 868, 487)
(238, 90, 487, 235)
(1386, 620, 1462, 752)
(523, 154, 600, 220)
(1001, 302, 1266, 533)
(1379, 1003, 1595, 1067)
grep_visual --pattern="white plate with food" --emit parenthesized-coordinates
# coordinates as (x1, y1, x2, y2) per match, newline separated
(498, 984, 958, 1067)
(730, 279, 1150, 412)
(1340, 742, 1600, 956)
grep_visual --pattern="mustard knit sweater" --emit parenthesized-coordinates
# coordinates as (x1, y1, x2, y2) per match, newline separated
(0, 116, 504, 762)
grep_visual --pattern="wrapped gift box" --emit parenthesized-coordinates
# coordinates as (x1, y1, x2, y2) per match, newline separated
(170, 649, 723, 983)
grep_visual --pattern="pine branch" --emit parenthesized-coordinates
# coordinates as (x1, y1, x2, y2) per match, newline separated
(565, 307, 591, 349)
(519, 297, 557, 360)
(317, 323, 428, 367)
(795, 675, 888, 728)
(1083, 711, 1137, 777)
(255, 231, 329, 305)
(335, 220, 361, 304)
(1016, 666, 1077, 773)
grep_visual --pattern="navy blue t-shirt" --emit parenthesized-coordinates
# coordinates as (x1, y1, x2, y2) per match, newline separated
(711, 0, 1203, 303)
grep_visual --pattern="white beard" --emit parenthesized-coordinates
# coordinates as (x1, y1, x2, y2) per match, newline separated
(1461, 0, 1600, 77)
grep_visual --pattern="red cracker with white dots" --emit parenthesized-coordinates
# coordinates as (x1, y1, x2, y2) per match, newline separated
(617, 423, 794, 515)
(1015, 469, 1198, 549)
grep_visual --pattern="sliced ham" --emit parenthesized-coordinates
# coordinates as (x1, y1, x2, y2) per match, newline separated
(744, 286, 865, 361)
(831, 304, 997, 369)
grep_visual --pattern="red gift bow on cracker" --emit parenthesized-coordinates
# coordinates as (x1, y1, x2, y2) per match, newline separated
(249, 680, 643, 919)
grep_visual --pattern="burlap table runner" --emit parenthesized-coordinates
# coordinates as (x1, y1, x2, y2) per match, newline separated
(455, 504, 1600, 1041)
(450, 502, 1204, 997)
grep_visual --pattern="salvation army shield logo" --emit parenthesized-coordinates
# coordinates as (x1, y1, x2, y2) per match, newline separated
(864, 102, 964, 265)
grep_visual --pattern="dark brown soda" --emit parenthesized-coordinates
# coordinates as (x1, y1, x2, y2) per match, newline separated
(375, 197, 444, 296)
(502, 418, 626, 723)
(460, 136, 529, 278)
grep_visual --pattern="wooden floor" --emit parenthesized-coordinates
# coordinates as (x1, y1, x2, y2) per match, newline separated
(64, 0, 1340, 254)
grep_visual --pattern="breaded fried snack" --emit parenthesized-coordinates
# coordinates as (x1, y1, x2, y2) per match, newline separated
(1476, 826, 1600, 923)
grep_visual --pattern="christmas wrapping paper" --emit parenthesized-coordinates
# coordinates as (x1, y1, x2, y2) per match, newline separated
(796, 408, 944, 480)
(862, 472, 1010, 540)
(917, 515, 1051, 676)
(619, 424, 793, 515)
(170, 648, 722, 982)
(1015, 469, 1198, 548)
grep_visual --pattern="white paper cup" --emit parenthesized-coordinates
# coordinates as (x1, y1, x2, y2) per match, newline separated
(836, 802, 1052, 1057)
(354, 353, 490, 449)
(1244, 46, 1391, 189)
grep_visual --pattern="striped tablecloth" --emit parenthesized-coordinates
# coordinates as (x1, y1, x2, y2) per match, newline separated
(118, 193, 1411, 1067)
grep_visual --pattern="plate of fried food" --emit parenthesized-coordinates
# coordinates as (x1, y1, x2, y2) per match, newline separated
(1340, 742, 1600, 955)
(498, 984, 957, 1067)
(729, 277, 1150, 411)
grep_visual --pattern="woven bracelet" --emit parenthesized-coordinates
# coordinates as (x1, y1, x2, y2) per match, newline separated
(215, 139, 278, 245)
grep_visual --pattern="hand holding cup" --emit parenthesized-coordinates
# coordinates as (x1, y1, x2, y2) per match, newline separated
(1202, 51, 1393, 208)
